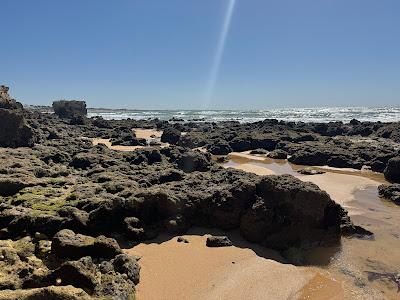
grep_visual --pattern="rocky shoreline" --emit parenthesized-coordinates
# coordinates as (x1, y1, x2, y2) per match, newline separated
(0, 86, 399, 299)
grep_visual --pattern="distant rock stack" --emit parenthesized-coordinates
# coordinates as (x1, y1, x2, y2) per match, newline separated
(0, 85, 23, 109)
(52, 100, 87, 119)
(0, 85, 34, 147)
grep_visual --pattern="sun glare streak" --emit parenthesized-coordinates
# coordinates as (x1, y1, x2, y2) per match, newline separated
(203, 0, 236, 108)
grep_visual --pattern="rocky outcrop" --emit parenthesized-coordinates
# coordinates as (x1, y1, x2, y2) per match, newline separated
(51, 229, 122, 259)
(383, 157, 400, 183)
(161, 127, 181, 144)
(52, 100, 87, 119)
(267, 149, 288, 159)
(206, 235, 232, 247)
(0, 109, 34, 147)
(378, 184, 400, 205)
(240, 175, 344, 249)
(176, 151, 211, 173)
(207, 140, 232, 155)
(0, 85, 23, 109)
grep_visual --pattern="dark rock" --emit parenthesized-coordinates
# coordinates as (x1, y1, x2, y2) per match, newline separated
(240, 175, 340, 249)
(378, 184, 400, 205)
(47, 258, 99, 293)
(289, 149, 330, 166)
(92, 116, 112, 128)
(52, 100, 87, 119)
(70, 153, 98, 170)
(340, 223, 374, 238)
(177, 236, 189, 243)
(0, 178, 28, 196)
(267, 149, 288, 159)
(0, 109, 34, 147)
(161, 127, 181, 144)
(112, 253, 140, 284)
(384, 157, 400, 183)
(207, 140, 232, 155)
(297, 168, 325, 175)
(177, 151, 211, 173)
(206, 235, 232, 247)
(51, 229, 121, 259)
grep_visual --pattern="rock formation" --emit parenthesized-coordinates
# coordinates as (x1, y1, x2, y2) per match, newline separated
(0, 109, 34, 147)
(52, 100, 87, 119)
(383, 157, 400, 183)
(0, 85, 23, 109)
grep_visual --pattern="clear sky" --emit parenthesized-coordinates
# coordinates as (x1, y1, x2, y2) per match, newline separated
(2, 0, 400, 109)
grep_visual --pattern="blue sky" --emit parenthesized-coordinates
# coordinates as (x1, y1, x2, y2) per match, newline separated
(1, 0, 400, 109)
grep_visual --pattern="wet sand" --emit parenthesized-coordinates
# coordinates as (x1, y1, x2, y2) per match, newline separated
(126, 229, 339, 300)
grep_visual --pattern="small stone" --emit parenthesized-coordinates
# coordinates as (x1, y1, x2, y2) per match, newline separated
(177, 236, 189, 243)
(206, 236, 232, 247)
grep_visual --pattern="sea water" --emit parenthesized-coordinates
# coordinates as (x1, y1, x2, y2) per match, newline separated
(88, 107, 400, 123)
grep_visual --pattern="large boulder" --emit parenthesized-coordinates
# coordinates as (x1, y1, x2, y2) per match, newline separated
(52, 100, 87, 119)
(51, 229, 122, 259)
(0, 109, 34, 147)
(383, 157, 400, 183)
(161, 127, 181, 144)
(207, 140, 232, 155)
(240, 175, 344, 250)
(176, 151, 211, 173)
(0, 85, 23, 109)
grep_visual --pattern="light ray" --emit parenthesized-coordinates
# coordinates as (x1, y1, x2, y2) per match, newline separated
(203, 0, 236, 108)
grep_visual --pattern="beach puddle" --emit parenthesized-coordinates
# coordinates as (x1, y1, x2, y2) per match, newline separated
(222, 152, 400, 299)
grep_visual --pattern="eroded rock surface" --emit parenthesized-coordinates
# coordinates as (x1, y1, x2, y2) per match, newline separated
(53, 100, 87, 119)
(0, 109, 34, 148)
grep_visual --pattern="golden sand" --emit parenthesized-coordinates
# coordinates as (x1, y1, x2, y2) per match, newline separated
(92, 128, 168, 151)
(126, 229, 319, 300)
(133, 128, 163, 140)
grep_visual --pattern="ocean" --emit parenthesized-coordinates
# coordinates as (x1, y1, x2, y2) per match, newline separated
(88, 107, 400, 123)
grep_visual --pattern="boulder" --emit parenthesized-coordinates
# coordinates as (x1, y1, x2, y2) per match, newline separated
(47, 258, 99, 293)
(161, 127, 181, 144)
(267, 149, 288, 159)
(378, 184, 400, 205)
(177, 151, 211, 173)
(0, 109, 34, 147)
(240, 175, 342, 249)
(383, 157, 400, 183)
(206, 236, 232, 247)
(207, 140, 232, 155)
(51, 229, 121, 259)
(52, 100, 87, 119)
(297, 168, 325, 175)
(0, 178, 28, 196)
(112, 254, 141, 284)
(0, 85, 23, 109)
